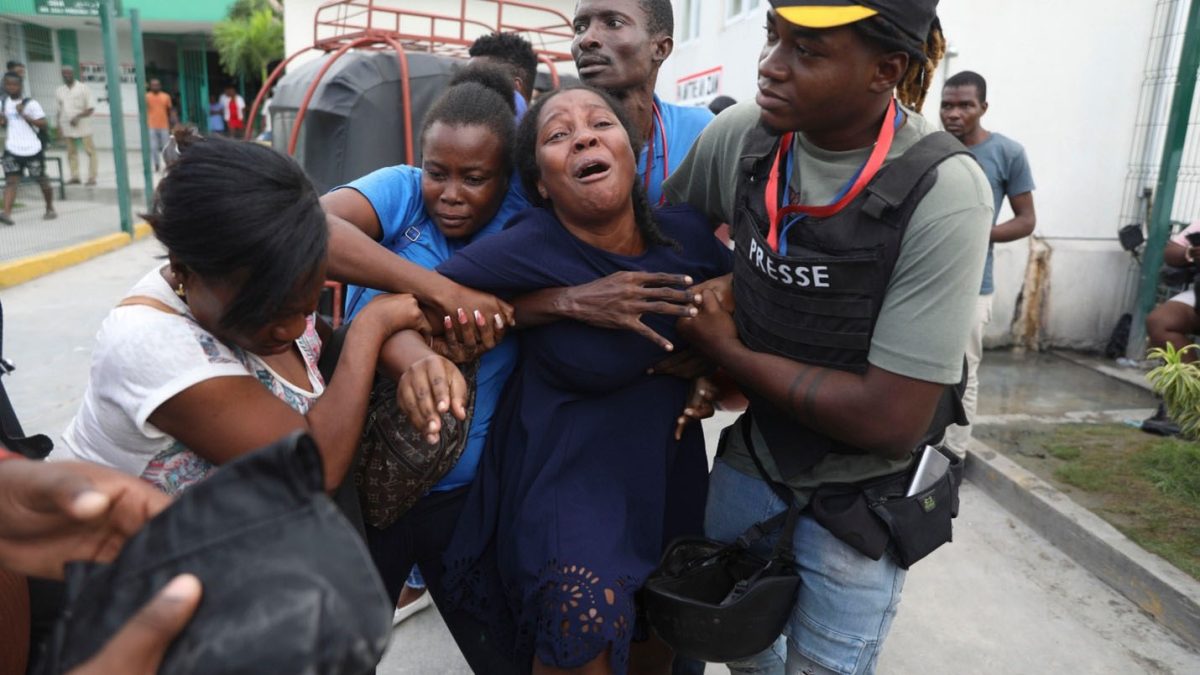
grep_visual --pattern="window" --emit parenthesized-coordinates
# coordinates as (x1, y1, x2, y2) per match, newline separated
(22, 24, 54, 62)
(681, 0, 703, 42)
(726, 0, 762, 21)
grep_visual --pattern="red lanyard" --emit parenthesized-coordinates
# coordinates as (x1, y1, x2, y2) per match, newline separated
(643, 103, 668, 206)
(765, 100, 900, 252)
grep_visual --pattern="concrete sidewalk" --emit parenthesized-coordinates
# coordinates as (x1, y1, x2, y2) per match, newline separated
(0, 147, 154, 265)
(2, 239, 1198, 674)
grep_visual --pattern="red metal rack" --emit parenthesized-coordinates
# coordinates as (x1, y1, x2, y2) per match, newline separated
(244, 0, 576, 165)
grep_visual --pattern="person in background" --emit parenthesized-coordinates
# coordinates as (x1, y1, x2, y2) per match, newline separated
(145, 79, 174, 172)
(5, 61, 24, 80)
(707, 95, 737, 116)
(571, 0, 712, 206)
(1142, 221, 1200, 435)
(258, 90, 273, 142)
(0, 72, 55, 225)
(208, 95, 226, 137)
(55, 65, 97, 186)
(940, 70, 1036, 457)
(222, 85, 246, 138)
(469, 32, 538, 119)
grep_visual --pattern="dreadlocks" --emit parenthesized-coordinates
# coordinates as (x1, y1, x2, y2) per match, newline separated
(853, 15, 946, 112)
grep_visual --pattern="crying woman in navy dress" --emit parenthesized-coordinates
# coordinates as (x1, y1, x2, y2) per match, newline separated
(396, 86, 731, 674)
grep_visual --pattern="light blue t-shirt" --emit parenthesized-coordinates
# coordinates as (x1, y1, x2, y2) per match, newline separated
(639, 95, 714, 205)
(969, 132, 1035, 295)
(335, 164, 528, 492)
(513, 91, 528, 122)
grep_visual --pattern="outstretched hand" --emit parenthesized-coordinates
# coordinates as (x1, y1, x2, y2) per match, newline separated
(561, 271, 700, 351)
(0, 459, 171, 579)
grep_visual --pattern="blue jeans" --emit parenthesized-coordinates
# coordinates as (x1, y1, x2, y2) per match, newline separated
(149, 128, 170, 169)
(704, 459, 906, 675)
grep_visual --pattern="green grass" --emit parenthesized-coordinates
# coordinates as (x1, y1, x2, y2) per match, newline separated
(980, 424, 1200, 580)
(1054, 462, 1105, 491)
(1133, 441, 1200, 506)
(1047, 444, 1082, 461)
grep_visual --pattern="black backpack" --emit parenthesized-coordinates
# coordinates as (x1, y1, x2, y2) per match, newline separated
(20, 97, 51, 151)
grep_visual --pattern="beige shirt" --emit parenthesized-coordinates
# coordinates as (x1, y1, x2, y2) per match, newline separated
(56, 81, 94, 138)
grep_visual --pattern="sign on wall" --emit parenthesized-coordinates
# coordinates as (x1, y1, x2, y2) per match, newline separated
(34, 0, 101, 17)
(676, 66, 722, 107)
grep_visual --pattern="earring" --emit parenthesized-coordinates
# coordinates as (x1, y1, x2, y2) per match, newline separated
(175, 283, 186, 299)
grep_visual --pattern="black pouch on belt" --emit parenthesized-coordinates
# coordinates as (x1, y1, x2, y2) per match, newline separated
(810, 446, 963, 569)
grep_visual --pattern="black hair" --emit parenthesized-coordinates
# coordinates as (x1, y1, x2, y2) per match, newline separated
(5, 61, 22, 70)
(944, 70, 988, 104)
(422, 64, 518, 172)
(708, 95, 737, 116)
(2, 71, 19, 83)
(145, 138, 328, 332)
(514, 84, 674, 249)
(853, 14, 945, 112)
(468, 32, 538, 100)
(637, 0, 674, 38)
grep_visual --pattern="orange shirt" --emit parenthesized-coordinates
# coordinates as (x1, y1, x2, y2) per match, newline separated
(145, 91, 172, 129)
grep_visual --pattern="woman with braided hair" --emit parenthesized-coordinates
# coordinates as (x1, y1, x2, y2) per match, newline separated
(661, 1, 993, 673)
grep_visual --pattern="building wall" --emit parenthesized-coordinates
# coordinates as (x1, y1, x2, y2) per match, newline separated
(1, 0, 231, 23)
(657, 0, 1162, 350)
(1, 0, 235, 149)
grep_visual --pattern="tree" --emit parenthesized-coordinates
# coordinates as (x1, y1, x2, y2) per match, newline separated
(213, 3, 284, 84)
(228, 0, 282, 21)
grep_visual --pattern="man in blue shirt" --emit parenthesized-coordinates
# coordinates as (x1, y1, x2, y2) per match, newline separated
(940, 70, 1037, 456)
(572, 0, 712, 205)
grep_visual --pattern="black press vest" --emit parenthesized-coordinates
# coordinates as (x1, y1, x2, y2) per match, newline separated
(731, 121, 970, 481)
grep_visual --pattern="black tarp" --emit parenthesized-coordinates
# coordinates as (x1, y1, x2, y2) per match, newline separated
(271, 50, 460, 193)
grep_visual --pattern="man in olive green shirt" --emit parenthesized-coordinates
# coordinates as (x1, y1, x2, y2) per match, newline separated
(667, 99, 992, 505)
(668, 1, 992, 673)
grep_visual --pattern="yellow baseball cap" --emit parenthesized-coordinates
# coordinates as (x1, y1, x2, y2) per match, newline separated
(770, 1, 937, 42)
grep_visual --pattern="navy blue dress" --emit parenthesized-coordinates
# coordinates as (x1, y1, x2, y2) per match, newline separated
(438, 205, 732, 673)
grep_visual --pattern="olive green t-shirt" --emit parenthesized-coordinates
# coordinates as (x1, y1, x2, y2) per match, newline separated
(663, 100, 993, 504)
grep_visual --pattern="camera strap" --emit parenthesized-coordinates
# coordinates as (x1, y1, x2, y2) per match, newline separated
(738, 412, 801, 561)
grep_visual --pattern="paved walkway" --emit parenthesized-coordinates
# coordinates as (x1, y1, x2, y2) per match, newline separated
(2, 239, 1197, 674)
(0, 148, 154, 263)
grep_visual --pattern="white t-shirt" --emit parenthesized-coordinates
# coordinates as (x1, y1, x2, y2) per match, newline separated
(55, 266, 326, 494)
(4, 97, 45, 157)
